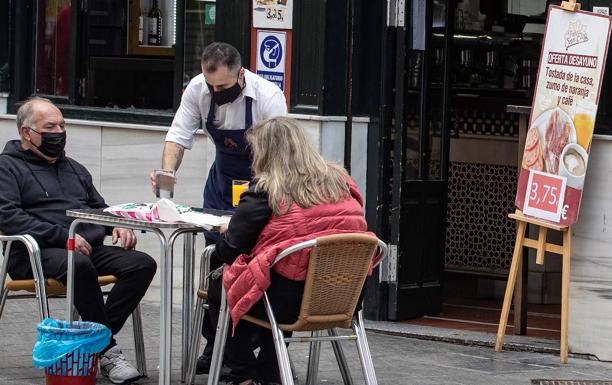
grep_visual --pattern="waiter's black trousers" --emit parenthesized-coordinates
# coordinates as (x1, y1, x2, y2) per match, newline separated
(9, 246, 156, 338)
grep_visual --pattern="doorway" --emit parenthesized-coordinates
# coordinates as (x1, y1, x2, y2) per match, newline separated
(385, 0, 561, 341)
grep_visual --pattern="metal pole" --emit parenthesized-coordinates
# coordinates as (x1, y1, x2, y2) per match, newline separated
(344, 0, 356, 174)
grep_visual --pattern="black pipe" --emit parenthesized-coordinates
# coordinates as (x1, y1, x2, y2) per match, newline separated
(440, 0, 455, 181)
(344, 0, 355, 174)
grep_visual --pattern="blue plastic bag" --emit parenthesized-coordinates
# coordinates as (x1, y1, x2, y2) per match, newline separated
(32, 318, 111, 368)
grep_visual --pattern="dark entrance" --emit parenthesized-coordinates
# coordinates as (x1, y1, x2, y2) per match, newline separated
(386, 0, 453, 320)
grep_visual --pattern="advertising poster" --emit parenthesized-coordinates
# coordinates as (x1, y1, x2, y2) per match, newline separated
(253, 0, 293, 29)
(516, 6, 611, 224)
(256, 30, 286, 91)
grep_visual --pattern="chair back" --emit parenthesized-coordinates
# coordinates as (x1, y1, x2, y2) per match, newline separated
(287, 233, 379, 331)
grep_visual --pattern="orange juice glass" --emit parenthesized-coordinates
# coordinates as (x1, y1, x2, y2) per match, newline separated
(232, 180, 249, 207)
(574, 101, 597, 151)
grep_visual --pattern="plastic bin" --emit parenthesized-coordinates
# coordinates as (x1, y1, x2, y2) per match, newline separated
(33, 318, 111, 385)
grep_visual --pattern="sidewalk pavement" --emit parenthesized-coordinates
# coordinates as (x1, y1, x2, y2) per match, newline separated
(2, 298, 612, 385)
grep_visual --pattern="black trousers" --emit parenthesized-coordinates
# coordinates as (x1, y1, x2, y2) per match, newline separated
(8, 245, 157, 338)
(208, 271, 304, 383)
(200, 245, 223, 362)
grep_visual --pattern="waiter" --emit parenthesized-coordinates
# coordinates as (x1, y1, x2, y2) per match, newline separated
(153, 42, 287, 374)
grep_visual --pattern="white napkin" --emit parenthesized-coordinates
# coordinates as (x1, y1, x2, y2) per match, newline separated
(155, 199, 230, 230)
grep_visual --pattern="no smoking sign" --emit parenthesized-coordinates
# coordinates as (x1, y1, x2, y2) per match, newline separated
(256, 30, 286, 91)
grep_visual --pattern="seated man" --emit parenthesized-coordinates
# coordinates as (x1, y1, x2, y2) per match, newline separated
(0, 97, 156, 385)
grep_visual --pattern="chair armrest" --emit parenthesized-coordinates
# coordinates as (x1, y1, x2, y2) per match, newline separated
(197, 244, 216, 291)
(372, 239, 388, 269)
(0, 234, 45, 294)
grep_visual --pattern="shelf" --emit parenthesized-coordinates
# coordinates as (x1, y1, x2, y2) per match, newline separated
(432, 28, 543, 47)
(127, 0, 175, 57)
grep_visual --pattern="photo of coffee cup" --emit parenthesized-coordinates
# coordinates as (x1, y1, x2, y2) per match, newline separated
(559, 143, 588, 190)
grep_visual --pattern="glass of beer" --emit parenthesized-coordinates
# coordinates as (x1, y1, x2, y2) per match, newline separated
(232, 180, 249, 207)
(574, 101, 597, 151)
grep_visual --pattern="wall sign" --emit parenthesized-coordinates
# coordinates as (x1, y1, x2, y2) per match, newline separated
(252, 0, 293, 30)
(515, 6, 612, 224)
(256, 30, 286, 91)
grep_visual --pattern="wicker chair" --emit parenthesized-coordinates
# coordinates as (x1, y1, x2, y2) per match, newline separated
(203, 233, 387, 385)
(0, 233, 147, 376)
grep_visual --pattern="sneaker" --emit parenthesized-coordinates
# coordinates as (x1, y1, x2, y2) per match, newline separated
(100, 345, 141, 384)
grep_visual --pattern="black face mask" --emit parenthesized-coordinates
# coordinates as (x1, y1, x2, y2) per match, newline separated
(30, 128, 66, 158)
(207, 81, 243, 106)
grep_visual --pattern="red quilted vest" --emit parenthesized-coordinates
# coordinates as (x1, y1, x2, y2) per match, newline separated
(223, 179, 369, 327)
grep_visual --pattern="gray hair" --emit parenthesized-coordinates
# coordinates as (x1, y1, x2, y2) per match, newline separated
(16, 96, 54, 132)
(201, 42, 242, 75)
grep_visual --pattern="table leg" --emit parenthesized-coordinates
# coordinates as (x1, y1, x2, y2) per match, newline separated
(66, 220, 82, 323)
(160, 237, 173, 385)
(181, 232, 195, 383)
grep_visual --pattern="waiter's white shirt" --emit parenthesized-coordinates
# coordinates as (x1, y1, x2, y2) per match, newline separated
(166, 69, 288, 149)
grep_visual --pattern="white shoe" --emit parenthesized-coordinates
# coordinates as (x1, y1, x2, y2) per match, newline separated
(100, 345, 141, 384)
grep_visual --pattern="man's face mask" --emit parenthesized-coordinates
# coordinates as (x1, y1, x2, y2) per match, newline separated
(29, 128, 66, 158)
(207, 72, 244, 106)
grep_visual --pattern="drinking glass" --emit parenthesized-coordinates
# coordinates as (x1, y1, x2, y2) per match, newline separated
(155, 169, 176, 199)
(232, 180, 249, 207)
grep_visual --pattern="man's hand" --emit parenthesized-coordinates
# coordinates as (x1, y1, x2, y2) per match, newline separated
(112, 228, 137, 250)
(218, 224, 229, 234)
(74, 234, 92, 256)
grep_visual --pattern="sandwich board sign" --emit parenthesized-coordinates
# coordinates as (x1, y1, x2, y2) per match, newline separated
(515, 5, 611, 224)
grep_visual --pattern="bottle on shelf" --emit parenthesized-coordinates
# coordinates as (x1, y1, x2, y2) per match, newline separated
(148, 0, 162, 46)
(138, 7, 144, 45)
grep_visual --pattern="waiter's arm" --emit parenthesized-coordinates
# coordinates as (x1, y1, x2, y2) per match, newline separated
(163, 75, 204, 171)
(162, 141, 185, 171)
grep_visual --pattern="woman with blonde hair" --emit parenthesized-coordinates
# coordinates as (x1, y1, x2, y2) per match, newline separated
(208, 117, 369, 385)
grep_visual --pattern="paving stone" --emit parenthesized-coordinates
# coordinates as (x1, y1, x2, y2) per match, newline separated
(2, 298, 612, 384)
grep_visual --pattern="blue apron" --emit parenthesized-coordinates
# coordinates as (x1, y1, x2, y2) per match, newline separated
(203, 96, 253, 213)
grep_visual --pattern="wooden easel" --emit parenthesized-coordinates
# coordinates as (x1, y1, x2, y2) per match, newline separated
(495, 210, 571, 363)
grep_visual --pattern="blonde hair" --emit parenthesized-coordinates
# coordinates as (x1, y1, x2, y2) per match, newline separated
(247, 117, 351, 215)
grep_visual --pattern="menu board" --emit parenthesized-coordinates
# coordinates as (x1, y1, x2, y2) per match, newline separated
(252, 0, 293, 30)
(516, 6, 612, 224)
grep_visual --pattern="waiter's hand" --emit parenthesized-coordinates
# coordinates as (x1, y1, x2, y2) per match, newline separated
(112, 228, 137, 250)
(74, 234, 92, 257)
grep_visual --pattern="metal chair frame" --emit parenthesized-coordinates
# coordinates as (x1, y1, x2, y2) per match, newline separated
(0, 234, 148, 376)
(202, 234, 387, 385)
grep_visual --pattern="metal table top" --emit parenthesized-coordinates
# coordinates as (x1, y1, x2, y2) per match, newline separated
(66, 209, 206, 230)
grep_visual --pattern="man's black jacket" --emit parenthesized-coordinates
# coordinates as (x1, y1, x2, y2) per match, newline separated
(0, 140, 110, 256)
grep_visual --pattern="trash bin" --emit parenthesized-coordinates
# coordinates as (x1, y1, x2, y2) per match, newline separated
(33, 318, 111, 385)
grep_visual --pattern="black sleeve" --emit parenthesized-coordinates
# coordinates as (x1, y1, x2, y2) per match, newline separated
(215, 187, 272, 264)
(76, 162, 112, 235)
